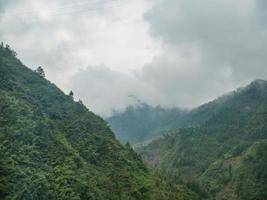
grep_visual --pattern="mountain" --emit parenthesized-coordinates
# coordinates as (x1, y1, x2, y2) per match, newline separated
(138, 80, 267, 200)
(107, 103, 187, 144)
(0, 45, 200, 200)
(107, 80, 267, 146)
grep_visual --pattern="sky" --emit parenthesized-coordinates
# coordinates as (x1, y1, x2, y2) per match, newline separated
(1, 0, 267, 116)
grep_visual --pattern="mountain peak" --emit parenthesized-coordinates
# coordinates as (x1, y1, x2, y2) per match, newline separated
(244, 79, 267, 94)
(250, 79, 267, 86)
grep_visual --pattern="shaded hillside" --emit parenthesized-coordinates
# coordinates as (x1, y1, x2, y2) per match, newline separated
(0, 45, 199, 200)
(107, 104, 187, 144)
(139, 80, 267, 200)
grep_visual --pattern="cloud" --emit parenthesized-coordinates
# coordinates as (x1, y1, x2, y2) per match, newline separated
(116, 0, 267, 112)
(1, 0, 267, 116)
(0, 0, 160, 89)
(70, 66, 142, 116)
(71, 47, 237, 116)
(145, 0, 267, 81)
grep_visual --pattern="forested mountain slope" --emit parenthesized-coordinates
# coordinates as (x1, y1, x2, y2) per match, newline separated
(107, 80, 267, 146)
(0, 45, 199, 200)
(107, 104, 187, 144)
(139, 80, 267, 200)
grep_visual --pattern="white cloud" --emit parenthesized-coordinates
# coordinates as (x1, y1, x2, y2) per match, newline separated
(1, 0, 267, 116)
(0, 0, 161, 89)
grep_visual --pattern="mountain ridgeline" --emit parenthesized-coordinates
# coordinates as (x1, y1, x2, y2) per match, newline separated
(138, 80, 267, 200)
(0, 45, 200, 199)
(107, 104, 187, 144)
(107, 81, 267, 145)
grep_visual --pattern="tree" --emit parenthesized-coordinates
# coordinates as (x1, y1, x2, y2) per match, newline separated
(125, 142, 131, 149)
(5, 44, 10, 50)
(4, 44, 17, 57)
(69, 91, 74, 98)
(35, 66, 45, 78)
(78, 99, 83, 105)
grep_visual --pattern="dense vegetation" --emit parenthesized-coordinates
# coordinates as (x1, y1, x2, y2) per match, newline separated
(107, 104, 187, 144)
(0, 45, 199, 200)
(139, 80, 267, 200)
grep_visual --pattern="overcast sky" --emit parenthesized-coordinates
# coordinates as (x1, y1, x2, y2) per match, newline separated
(1, 0, 267, 116)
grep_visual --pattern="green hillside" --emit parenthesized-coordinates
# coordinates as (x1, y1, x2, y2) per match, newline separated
(139, 80, 267, 199)
(0, 45, 199, 200)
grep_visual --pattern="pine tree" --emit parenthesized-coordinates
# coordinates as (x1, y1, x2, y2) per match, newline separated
(35, 66, 45, 78)
(69, 91, 74, 98)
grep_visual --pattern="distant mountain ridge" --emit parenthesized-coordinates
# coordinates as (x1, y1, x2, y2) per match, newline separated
(107, 103, 187, 144)
(179, 79, 267, 127)
(108, 80, 267, 145)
